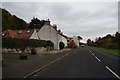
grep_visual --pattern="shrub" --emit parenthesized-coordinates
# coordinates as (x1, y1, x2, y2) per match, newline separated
(2, 37, 54, 51)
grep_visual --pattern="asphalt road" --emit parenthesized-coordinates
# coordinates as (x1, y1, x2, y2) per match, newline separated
(2, 51, 69, 78)
(30, 46, 120, 79)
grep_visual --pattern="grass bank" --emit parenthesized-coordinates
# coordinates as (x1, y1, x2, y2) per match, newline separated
(92, 47, 120, 56)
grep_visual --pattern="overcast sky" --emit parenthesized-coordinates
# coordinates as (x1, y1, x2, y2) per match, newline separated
(1, 1, 118, 43)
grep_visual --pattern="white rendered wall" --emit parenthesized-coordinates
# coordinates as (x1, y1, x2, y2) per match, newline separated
(58, 34, 67, 49)
(62, 36, 67, 47)
(73, 36, 80, 47)
(29, 29, 39, 39)
(37, 24, 58, 49)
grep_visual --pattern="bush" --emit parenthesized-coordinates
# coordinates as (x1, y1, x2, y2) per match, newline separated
(2, 37, 54, 51)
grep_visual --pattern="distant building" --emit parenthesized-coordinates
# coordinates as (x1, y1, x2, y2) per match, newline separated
(73, 36, 80, 47)
(67, 36, 80, 48)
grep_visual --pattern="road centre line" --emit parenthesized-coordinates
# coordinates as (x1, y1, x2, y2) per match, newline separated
(106, 66, 120, 79)
(89, 48, 120, 79)
(95, 56, 101, 62)
(89, 50, 95, 56)
(23, 53, 69, 79)
(92, 53, 94, 56)
(89, 50, 91, 53)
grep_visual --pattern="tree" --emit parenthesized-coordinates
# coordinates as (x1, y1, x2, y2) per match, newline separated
(87, 39, 91, 46)
(2, 8, 28, 31)
(29, 17, 45, 29)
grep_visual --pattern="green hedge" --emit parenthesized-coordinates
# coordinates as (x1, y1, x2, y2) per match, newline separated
(2, 37, 54, 49)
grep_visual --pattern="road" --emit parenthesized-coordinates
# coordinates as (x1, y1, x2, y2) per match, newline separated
(29, 46, 120, 79)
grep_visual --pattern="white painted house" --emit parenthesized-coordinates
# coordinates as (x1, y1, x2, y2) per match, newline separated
(37, 21, 58, 49)
(37, 19, 67, 49)
(29, 29, 40, 39)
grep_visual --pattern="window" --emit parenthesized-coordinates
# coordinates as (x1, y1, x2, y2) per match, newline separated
(18, 31, 22, 34)
(26, 30, 31, 34)
(2, 33, 6, 36)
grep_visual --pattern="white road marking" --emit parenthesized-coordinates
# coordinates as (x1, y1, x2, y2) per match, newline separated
(106, 66, 120, 79)
(95, 56, 101, 62)
(92, 53, 95, 56)
(89, 50, 91, 53)
(23, 53, 69, 78)
(88, 48, 120, 79)
(89, 50, 95, 56)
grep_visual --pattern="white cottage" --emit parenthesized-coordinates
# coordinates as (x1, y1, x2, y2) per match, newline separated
(37, 19, 67, 49)
(29, 29, 40, 39)
(57, 30, 67, 49)
(37, 20, 58, 49)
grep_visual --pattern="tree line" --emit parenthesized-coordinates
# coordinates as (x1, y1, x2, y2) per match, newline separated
(2, 8, 46, 31)
(87, 32, 120, 49)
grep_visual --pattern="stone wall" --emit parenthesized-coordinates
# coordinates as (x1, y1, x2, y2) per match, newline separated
(2, 47, 47, 54)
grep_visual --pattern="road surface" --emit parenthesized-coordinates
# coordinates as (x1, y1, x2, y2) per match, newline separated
(29, 46, 120, 79)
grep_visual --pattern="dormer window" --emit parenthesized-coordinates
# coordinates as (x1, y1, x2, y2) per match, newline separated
(18, 31, 22, 34)
(26, 30, 31, 34)
(2, 33, 6, 36)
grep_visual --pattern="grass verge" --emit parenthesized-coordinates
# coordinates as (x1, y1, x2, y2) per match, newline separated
(92, 47, 120, 56)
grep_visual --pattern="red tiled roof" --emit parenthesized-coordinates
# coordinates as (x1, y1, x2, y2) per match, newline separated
(2, 29, 40, 39)
(67, 37, 73, 40)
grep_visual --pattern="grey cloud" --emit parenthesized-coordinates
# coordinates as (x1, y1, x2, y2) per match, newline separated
(2, 2, 118, 43)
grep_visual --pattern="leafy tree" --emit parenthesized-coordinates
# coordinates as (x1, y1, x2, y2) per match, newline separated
(87, 39, 91, 45)
(29, 17, 45, 29)
(88, 32, 119, 49)
(2, 8, 28, 31)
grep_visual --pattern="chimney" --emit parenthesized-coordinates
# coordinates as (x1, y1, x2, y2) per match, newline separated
(45, 19, 50, 25)
(53, 24, 57, 30)
(58, 29, 61, 33)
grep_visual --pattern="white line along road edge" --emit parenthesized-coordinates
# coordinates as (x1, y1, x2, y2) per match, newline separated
(106, 66, 120, 79)
(23, 53, 69, 78)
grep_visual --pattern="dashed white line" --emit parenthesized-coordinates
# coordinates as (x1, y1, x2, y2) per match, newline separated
(106, 66, 120, 79)
(91, 53, 95, 56)
(89, 50, 91, 53)
(89, 50, 95, 56)
(95, 56, 101, 62)
(88, 49, 120, 79)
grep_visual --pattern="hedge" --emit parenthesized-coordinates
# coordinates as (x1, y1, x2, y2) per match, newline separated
(2, 37, 54, 49)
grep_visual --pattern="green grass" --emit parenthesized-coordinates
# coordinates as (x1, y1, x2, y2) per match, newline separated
(92, 47, 120, 56)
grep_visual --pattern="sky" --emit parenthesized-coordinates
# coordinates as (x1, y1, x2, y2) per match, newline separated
(1, 0, 119, 43)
